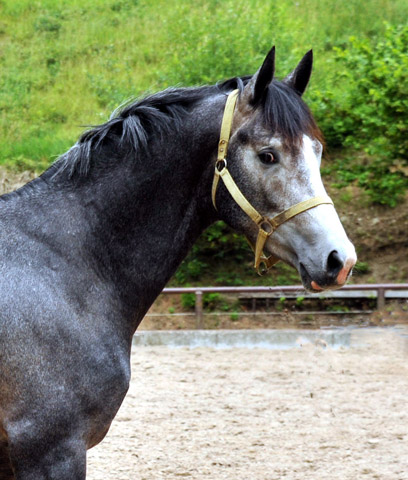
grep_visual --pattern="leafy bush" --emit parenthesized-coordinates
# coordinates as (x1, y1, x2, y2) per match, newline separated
(174, 221, 250, 285)
(312, 24, 408, 206)
(180, 291, 234, 311)
(354, 261, 370, 274)
(181, 293, 196, 309)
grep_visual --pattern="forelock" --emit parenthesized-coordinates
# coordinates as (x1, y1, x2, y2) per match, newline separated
(260, 80, 323, 149)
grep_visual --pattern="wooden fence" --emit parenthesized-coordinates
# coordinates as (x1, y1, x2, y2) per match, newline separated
(147, 283, 408, 329)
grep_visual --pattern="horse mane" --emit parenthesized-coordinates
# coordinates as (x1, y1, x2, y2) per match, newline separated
(55, 76, 322, 178)
(55, 81, 238, 178)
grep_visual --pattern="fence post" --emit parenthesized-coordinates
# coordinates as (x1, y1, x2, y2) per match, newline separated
(195, 290, 204, 329)
(377, 287, 385, 310)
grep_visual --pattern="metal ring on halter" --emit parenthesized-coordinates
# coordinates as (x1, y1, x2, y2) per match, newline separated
(257, 260, 269, 276)
(259, 219, 274, 235)
(216, 159, 227, 172)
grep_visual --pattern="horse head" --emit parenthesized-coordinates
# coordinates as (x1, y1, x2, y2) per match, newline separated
(212, 47, 357, 291)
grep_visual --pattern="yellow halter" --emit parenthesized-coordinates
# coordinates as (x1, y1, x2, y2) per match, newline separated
(211, 89, 334, 275)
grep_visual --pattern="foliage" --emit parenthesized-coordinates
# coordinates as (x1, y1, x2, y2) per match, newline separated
(181, 293, 196, 310)
(180, 291, 237, 312)
(295, 296, 305, 307)
(354, 261, 370, 274)
(312, 24, 408, 206)
(174, 222, 249, 285)
(1, 0, 407, 170)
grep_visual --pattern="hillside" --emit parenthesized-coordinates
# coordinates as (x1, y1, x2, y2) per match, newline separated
(1, 1, 407, 174)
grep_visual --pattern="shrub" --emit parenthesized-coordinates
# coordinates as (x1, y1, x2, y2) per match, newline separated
(174, 221, 250, 284)
(312, 24, 408, 206)
(354, 261, 370, 274)
(180, 291, 231, 311)
(181, 293, 196, 310)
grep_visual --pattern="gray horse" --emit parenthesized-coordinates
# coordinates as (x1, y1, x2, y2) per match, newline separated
(0, 48, 356, 479)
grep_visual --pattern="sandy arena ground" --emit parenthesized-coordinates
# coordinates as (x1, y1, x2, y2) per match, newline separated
(87, 330, 408, 480)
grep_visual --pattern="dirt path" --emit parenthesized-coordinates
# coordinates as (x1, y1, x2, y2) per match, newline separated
(87, 330, 408, 480)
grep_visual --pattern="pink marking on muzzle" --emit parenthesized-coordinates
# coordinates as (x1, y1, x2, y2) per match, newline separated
(311, 281, 323, 291)
(336, 257, 357, 286)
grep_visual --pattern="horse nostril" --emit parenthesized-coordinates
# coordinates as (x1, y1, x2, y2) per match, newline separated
(327, 250, 344, 276)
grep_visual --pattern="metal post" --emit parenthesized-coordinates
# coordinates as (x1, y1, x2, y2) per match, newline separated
(195, 290, 204, 329)
(377, 287, 385, 310)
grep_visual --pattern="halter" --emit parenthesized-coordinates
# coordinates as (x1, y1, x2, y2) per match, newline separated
(211, 89, 334, 275)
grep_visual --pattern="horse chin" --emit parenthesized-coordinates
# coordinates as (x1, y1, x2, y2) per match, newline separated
(298, 262, 346, 293)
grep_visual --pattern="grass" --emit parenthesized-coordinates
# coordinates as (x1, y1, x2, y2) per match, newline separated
(0, 0, 407, 170)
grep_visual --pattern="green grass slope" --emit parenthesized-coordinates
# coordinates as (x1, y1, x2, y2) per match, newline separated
(0, 0, 406, 170)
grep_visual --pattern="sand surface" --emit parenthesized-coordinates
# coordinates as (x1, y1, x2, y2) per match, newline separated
(87, 330, 408, 480)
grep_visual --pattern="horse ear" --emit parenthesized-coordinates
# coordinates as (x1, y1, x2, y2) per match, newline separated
(284, 50, 313, 96)
(243, 46, 275, 106)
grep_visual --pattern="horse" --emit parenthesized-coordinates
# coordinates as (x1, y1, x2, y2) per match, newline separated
(0, 47, 356, 479)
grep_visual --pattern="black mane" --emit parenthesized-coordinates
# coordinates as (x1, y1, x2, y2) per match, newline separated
(57, 82, 236, 177)
(56, 76, 321, 178)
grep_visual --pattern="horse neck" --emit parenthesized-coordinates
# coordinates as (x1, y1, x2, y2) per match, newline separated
(48, 93, 224, 328)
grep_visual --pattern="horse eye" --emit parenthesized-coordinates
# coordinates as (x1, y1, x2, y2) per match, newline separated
(258, 152, 277, 165)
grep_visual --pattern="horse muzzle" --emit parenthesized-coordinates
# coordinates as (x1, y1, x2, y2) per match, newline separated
(299, 249, 357, 292)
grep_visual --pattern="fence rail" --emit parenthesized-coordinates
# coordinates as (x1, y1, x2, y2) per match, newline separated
(148, 284, 408, 329)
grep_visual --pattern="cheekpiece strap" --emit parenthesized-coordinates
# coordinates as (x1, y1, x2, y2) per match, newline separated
(217, 89, 239, 161)
(212, 90, 239, 209)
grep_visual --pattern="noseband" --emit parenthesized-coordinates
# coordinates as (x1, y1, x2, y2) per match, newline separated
(211, 89, 334, 275)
